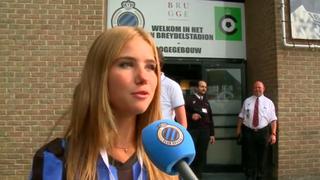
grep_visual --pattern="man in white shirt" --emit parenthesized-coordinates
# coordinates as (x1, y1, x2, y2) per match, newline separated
(158, 49, 187, 128)
(236, 81, 277, 180)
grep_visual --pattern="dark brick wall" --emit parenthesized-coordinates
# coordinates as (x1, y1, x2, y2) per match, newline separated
(0, 0, 103, 179)
(245, 0, 320, 179)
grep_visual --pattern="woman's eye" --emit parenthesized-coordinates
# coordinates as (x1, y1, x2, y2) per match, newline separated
(146, 63, 156, 71)
(118, 61, 133, 68)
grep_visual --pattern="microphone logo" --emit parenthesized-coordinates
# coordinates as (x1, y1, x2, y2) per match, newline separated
(157, 123, 184, 146)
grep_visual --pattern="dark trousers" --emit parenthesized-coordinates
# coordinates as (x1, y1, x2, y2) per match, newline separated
(189, 128, 210, 179)
(242, 125, 269, 180)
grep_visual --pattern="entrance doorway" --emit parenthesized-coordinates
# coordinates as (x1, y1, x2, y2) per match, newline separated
(163, 62, 202, 96)
(163, 58, 246, 172)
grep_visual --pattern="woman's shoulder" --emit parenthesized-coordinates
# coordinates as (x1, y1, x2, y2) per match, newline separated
(30, 138, 67, 180)
(34, 138, 67, 158)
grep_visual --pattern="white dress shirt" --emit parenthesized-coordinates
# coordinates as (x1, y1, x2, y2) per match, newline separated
(238, 95, 277, 129)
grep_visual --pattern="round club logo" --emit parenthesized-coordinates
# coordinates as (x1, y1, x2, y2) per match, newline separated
(111, 0, 145, 28)
(157, 123, 184, 146)
(215, 6, 242, 41)
(219, 15, 237, 35)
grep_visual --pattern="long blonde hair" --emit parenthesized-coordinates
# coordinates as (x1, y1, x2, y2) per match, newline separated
(65, 26, 178, 180)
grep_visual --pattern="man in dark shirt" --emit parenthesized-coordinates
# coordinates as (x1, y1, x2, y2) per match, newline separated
(185, 80, 215, 179)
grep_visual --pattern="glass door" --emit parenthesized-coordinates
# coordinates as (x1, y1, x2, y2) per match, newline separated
(163, 58, 246, 172)
(204, 62, 246, 172)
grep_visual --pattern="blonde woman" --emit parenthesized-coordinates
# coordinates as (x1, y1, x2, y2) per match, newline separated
(30, 26, 178, 180)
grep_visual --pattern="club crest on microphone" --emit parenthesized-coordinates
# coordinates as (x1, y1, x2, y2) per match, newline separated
(157, 123, 184, 146)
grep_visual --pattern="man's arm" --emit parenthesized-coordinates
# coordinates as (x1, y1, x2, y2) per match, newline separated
(270, 120, 277, 144)
(269, 99, 277, 144)
(236, 101, 246, 137)
(174, 105, 187, 128)
(236, 117, 243, 137)
(207, 102, 215, 144)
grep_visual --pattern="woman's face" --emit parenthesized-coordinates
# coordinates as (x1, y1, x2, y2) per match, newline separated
(108, 36, 157, 118)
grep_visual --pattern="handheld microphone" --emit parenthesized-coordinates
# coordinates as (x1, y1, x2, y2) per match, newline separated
(142, 119, 198, 180)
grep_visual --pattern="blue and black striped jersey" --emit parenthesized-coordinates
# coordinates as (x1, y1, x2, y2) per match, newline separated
(29, 138, 148, 180)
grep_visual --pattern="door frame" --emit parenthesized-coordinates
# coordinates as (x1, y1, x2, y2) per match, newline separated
(163, 57, 247, 172)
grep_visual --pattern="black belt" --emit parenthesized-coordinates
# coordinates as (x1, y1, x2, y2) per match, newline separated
(242, 124, 269, 133)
